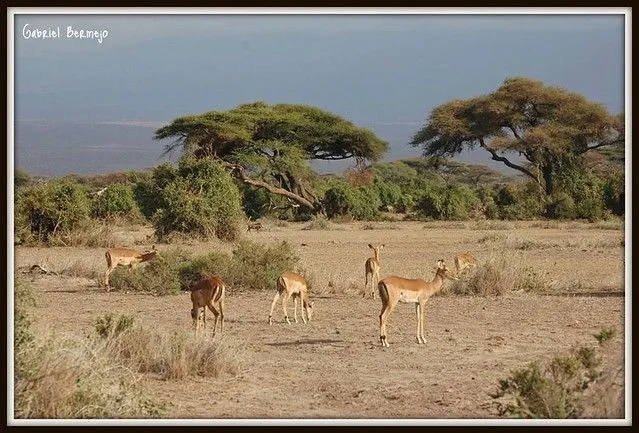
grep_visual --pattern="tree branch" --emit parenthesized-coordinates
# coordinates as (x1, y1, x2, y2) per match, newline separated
(584, 137, 624, 153)
(479, 138, 539, 181)
(232, 165, 317, 211)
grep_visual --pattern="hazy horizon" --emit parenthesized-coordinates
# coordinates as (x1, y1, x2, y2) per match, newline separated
(11, 10, 627, 178)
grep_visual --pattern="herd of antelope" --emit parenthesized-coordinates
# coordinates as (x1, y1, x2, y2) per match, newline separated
(102, 243, 478, 347)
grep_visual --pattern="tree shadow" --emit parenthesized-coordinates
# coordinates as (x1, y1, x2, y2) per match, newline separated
(266, 338, 344, 347)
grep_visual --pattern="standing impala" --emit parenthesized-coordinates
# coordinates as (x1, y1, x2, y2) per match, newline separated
(103, 245, 157, 290)
(190, 275, 226, 337)
(378, 260, 458, 347)
(454, 252, 478, 275)
(269, 272, 313, 325)
(364, 244, 385, 299)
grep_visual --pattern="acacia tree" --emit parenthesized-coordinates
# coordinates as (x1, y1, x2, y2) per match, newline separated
(410, 77, 624, 196)
(154, 102, 388, 213)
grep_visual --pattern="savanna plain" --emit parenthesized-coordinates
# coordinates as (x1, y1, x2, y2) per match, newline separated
(14, 220, 626, 420)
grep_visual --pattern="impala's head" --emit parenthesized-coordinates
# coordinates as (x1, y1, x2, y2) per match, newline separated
(190, 307, 203, 324)
(305, 300, 314, 321)
(142, 245, 158, 261)
(436, 264, 459, 281)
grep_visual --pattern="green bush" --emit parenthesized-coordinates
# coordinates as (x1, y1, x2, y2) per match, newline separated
(491, 340, 606, 418)
(228, 240, 299, 291)
(92, 183, 143, 221)
(108, 248, 189, 295)
(324, 183, 380, 220)
(495, 183, 545, 220)
(415, 184, 481, 220)
(107, 241, 299, 295)
(15, 179, 92, 244)
(178, 251, 232, 291)
(152, 157, 244, 242)
(546, 192, 576, 219)
(602, 171, 624, 216)
(553, 161, 606, 221)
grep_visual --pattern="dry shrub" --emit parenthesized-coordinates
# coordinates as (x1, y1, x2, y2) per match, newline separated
(14, 336, 163, 419)
(447, 256, 550, 296)
(472, 220, 512, 230)
(46, 220, 116, 248)
(302, 215, 333, 230)
(491, 330, 624, 419)
(103, 325, 243, 381)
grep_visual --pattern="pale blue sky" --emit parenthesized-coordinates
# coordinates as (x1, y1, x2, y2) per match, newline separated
(11, 10, 627, 176)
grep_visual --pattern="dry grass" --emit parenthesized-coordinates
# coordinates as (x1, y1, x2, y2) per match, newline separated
(14, 335, 163, 419)
(104, 325, 244, 381)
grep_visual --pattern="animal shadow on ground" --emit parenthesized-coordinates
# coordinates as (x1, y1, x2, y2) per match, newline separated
(266, 338, 344, 347)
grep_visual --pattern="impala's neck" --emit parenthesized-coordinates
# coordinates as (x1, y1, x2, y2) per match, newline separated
(373, 249, 380, 262)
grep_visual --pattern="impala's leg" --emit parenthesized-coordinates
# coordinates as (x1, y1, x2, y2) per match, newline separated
(282, 293, 292, 325)
(208, 302, 220, 336)
(269, 292, 281, 325)
(418, 302, 427, 344)
(415, 303, 422, 344)
(104, 266, 114, 290)
(219, 300, 225, 334)
(379, 304, 393, 348)
(364, 270, 370, 298)
(300, 296, 308, 324)
(293, 295, 299, 323)
(372, 270, 378, 300)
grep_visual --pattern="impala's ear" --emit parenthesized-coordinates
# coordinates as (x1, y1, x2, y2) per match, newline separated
(368, 244, 374, 249)
(380, 244, 385, 249)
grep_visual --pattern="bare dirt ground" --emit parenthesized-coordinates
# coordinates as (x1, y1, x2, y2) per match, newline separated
(14, 220, 627, 421)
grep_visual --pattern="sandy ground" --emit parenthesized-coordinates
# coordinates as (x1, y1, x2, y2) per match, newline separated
(14, 221, 627, 421)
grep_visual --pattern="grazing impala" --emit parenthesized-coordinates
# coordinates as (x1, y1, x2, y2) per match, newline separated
(454, 253, 478, 275)
(103, 245, 157, 290)
(364, 244, 385, 299)
(190, 275, 226, 337)
(378, 260, 458, 347)
(269, 272, 313, 325)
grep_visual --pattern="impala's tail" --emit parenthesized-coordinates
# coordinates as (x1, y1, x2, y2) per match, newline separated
(276, 275, 286, 294)
(378, 280, 389, 303)
(105, 250, 113, 268)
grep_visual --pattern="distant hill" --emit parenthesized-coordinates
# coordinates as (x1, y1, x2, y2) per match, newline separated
(14, 120, 524, 178)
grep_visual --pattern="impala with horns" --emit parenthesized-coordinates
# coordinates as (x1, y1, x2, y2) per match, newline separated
(269, 272, 313, 325)
(103, 245, 157, 290)
(378, 260, 458, 347)
(190, 275, 226, 337)
(364, 244, 385, 299)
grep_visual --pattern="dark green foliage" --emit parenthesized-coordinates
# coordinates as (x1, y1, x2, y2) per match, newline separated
(15, 179, 92, 243)
(551, 159, 606, 221)
(178, 252, 232, 291)
(323, 183, 381, 220)
(155, 102, 389, 213)
(228, 240, 299, 291)
(602, 171, 624, 216)
(107, 241, 299, 295)
(495, 183, 545, 220)
(92, 183, 143, 221)
(151, 157, 244, 242)
(415, 184, 481, 220)
(108, 248, 189, 295)
(411, 77, 624, 197)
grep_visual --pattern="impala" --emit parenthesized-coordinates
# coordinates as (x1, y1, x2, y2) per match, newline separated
(190, 275, 226, 337)
(269, 272, 313, 325)
(103, 245, 157, 290)
(454, 252, 478, 275)
(378, 260, 458, 347)
(364, 244, 385, 299)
